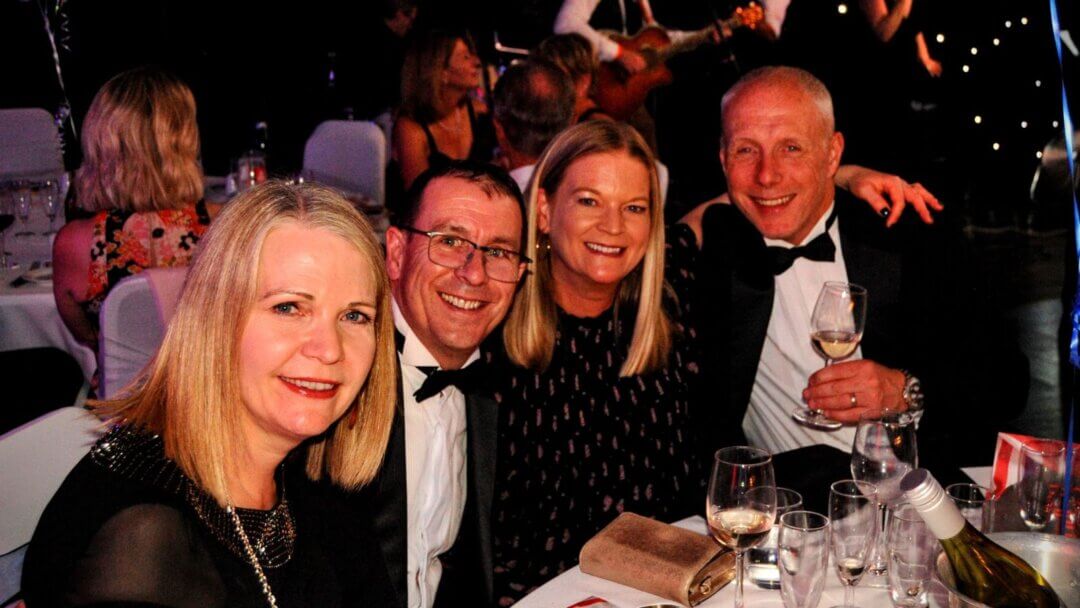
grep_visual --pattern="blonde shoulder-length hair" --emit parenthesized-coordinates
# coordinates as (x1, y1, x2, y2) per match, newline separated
(504, 120, 671, 376)
(76, 66, 204, 213)
(96, 181, 397, 503)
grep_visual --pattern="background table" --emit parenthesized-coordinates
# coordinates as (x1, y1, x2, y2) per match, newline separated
(0, 268, 95, 381)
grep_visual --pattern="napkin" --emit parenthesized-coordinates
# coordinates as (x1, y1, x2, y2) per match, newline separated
(579, 512, 735, 607)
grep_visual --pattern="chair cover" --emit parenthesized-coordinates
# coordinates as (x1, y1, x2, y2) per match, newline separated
(0, 406, 103, 602)
(0, 108, 64, 181)
(302, 120, 387, 207)
(97, 268, 187, 399)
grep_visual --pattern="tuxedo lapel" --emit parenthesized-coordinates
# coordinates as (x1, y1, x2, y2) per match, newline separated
(366, 366, 409, 608)
(465, 391, 498, 602)
(836, 195, 903, 360)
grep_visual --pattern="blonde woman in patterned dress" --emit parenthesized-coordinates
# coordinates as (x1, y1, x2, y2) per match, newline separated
(53, 67, 222, 348)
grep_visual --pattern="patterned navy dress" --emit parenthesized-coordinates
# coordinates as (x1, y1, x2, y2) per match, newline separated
(488, 224, 704, 605)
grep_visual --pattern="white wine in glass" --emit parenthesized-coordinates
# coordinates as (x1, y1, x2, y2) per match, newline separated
(707, 446, 777, 608)
(793, 281, 867, 431)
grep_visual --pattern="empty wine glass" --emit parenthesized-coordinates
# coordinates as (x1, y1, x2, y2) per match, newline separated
(707, 446, 777, 608)
(828, 480, 878, 608)
(39, 178, 61, 235)
(850, 410, 917, 584)
(1017, 441, 1065, 531)
(778, 510, 831, 608)
(886, 503, 936, 608)
(793, 281, 867, 431)
(13, 181, 34, 237)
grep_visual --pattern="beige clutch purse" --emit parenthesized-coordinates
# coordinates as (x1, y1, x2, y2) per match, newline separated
(579, 512, 736, 607)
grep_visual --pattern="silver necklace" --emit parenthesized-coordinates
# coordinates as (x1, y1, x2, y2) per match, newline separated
(228, 505, 280, 608)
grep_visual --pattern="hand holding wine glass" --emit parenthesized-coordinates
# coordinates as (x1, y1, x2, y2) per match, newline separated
(793, 281, 867, 430)
(828, 480, 878, 608)
(707, 446, 777, 608)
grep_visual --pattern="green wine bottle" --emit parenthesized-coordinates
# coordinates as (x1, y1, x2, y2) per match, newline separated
(901, 469, 1062, 608)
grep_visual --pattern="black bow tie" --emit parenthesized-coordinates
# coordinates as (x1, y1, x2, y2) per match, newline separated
(764, 209, 838, 275)
(413, 361, 485, 402)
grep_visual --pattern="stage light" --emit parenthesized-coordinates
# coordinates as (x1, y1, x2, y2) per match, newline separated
(936, 33, 945, 43)
(974, 115, 983, 124)
(837, 3, 848, 14)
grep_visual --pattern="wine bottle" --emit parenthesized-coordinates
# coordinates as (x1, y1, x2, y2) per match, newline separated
(901, 469, 1062, 608)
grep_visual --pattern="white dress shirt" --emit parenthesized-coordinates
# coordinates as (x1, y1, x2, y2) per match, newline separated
(743, 204, 860, 454)
(393, 299, 472, 608)
(554, 0, 692, 62)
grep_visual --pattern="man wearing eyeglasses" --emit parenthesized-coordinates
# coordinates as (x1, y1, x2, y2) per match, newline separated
(357, 160, 527, 608)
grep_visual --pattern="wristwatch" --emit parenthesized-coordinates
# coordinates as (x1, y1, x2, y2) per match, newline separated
(901, 370, 924, 415)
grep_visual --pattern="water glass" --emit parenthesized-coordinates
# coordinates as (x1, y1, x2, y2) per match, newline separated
(13, 182, 33, 236)
(778, 510, 831, 608)
(38, 178, 61, 235)
(946, 483, 993, 532)
(1017, 441, 1065, 531)
(748, 487, 804, 589)
(886, 503, 936, 608)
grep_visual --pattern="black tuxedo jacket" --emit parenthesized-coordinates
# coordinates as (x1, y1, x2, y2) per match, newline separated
(354, 354, 498, 608)
(693, 192, 1028, 464)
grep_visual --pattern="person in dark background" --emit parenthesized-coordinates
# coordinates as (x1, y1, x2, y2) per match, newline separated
(336, 0, 418, 120)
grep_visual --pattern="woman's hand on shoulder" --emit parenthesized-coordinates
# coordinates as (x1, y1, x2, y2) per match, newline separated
(835, 164, 942, 227)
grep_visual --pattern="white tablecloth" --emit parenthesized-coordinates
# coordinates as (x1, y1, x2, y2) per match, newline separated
(0, 268, 96, 380)
(516, 516, 955, 608)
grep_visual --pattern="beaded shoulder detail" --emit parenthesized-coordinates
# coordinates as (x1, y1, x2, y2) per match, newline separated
(89, 424, 296, 569)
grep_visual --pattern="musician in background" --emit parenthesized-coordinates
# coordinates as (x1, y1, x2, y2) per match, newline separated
(533, 33, 613, 123)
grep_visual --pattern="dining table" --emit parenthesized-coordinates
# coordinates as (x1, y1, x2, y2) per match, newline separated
(515, 445, 993, 608)
(0, 266, 96, 381)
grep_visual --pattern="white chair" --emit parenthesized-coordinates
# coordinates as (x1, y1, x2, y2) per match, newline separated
(97, 267, 188, 399)
(0, 108, 64, 181)
(302, 120, 387, 207)
(0, 407, 103, 604)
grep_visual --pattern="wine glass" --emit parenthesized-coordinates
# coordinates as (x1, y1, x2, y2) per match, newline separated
(13, 181, 34, 237)
(828, 480, 878, 608)
(778, 510, 831, 608)
(793, 281, 867, 430)
(1017, 441, 1065, 531)
(850, 410, 917, 585)
(39, 178, 61, 235)
(707, 446, 777, 608)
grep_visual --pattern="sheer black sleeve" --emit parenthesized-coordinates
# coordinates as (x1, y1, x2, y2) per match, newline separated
(62, 504, 225, 608)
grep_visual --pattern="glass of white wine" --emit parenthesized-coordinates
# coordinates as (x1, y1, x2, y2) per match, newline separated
(828, 479, 878, 608)
(707, 446, 777, 608)
(793, 281, 867, 431)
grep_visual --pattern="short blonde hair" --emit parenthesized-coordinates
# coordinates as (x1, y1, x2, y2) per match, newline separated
(400, 31, 476, 124)
(76, 67, 204, 213)
(97, 181, 397, 503)
(504, 121, 671, 376)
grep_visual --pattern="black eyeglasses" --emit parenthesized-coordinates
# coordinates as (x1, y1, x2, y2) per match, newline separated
(398, 225, 530, 283)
